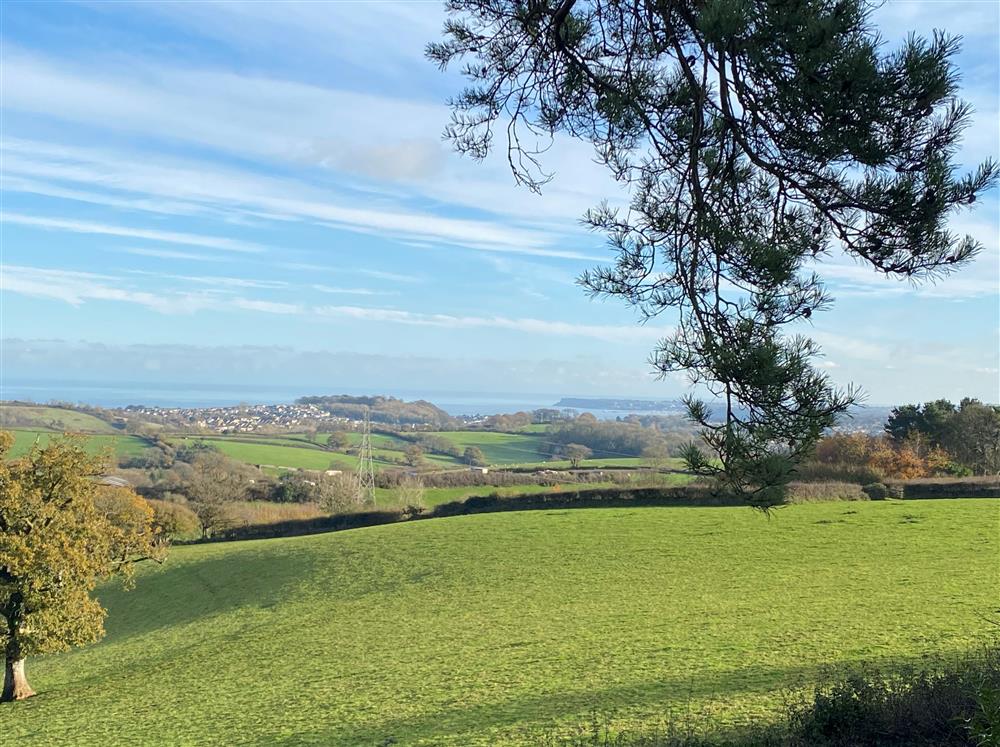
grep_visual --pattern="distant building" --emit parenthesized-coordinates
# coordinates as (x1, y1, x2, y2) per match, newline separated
(469, 466, 489, 474)
(98, 475, 131, 488)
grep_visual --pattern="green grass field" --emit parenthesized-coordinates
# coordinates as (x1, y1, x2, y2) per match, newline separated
(178, 434, 463, 471)
(375, 481, 626, 507)
(0, 405, 117, 433)
(6, 429, 150, 460)
(173, 436, 399, 472)
(425, 430, 551, 463)
(10, 499, 997, 745)
(423, 430, 687, 470)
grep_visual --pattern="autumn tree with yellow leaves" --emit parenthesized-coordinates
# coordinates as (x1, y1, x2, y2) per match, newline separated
(0, 432, 163, 701)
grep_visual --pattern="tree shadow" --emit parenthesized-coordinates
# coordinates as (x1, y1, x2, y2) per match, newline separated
(98, 542, 318, 642)
(264, 654, 953, 746)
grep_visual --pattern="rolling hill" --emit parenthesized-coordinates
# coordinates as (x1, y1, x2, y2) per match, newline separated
(7, 429, 150, 460)
(9, 499, 997, 745)
(0, 405, 116, 433)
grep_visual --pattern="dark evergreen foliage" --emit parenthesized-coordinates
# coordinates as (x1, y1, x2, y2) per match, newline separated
(428, 0, 997, 505)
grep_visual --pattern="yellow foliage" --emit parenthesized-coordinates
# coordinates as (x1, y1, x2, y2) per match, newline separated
(1, 431, 162, 666)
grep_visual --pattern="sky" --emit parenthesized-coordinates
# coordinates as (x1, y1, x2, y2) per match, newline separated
(1, 0, 998, 405)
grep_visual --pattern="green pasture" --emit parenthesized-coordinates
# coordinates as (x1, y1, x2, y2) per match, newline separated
(0, 405, 116, 433)
(425, 430, 550, 464)
(376, 481, 622, 508)
(11, 499, 997, 745)
(172, 437, 394, 472)
(5, 429, 149, 460)
(194, 433, 462, 470)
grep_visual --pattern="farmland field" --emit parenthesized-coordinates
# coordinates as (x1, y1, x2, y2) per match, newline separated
(11, 499, 997, 746)
(424, 430, 686, 470)
(6, 428, 150, 460)
(0, 405, 116, 433)
(425, 430, 550, 463)
(171, 436, 398, 471)
(176, 434, 465, 470)
(378, 481, 624, 507)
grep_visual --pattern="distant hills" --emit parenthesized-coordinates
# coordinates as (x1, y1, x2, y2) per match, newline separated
(296, 394, 455, 427)
(554, 397, 688, 412)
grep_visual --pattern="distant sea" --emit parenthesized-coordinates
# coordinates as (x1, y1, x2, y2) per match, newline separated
(0, 378, 671, 419)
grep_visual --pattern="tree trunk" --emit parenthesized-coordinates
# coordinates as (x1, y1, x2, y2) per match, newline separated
(2, 657, 35, 702)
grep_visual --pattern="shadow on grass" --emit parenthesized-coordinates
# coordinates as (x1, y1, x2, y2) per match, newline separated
(264, 653, 963, 747)
(98, 543, 317, 642)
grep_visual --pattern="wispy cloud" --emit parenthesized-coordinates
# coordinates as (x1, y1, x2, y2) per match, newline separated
(313, 305, 665, 343)
(0, 264, 216, 314)
(1, 338, 673, 398)
(116, 247, 227, 262)
(311, 285, 391, 296)
(1, 264, 661, 343)
(356, 269, 423, 284)
(126, 270, 289, 290)
(3, 213, 265, 254)
(2, 138, 602, 260)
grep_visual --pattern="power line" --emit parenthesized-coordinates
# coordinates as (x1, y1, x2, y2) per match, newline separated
(355, 408, 376, 506)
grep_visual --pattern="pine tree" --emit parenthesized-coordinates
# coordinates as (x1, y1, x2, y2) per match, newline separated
(428, 0, 997, 505)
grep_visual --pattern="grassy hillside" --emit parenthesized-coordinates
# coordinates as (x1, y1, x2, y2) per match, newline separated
(0, 405, 116, 433)
(10, 500, 997, 746)
(424, 430, 687, 470)
(172, 436, 399, 471)
(6, 429, 150, 460)
(426, 430, 550, 463)
(176, 435, 463, 471)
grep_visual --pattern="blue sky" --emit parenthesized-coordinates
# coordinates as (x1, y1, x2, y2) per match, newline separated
(1, 0, 998, 404)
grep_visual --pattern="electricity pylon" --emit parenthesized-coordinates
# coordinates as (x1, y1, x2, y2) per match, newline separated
(355, 408, 376, 506)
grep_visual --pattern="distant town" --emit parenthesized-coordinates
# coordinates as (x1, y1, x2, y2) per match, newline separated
(119, 402, 347, 433)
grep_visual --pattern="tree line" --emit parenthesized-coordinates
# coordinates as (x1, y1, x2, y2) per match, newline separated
(802, 398, 1000, 481)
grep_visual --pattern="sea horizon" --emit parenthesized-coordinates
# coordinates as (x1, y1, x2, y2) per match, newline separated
(0, 378, 691, 418)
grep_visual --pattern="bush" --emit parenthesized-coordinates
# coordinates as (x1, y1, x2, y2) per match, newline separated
(862, 483, 890, 500)
(786, 482, 867, 503)
(541, 643, 1000, 746)
(146, 499, 201, 539)
(885, 476, 1000, 499)
(788, 646, 1000, 746)
(885, 482, 905, 499)
(793, 461, 884, 485)
(222, 501, 325, 527)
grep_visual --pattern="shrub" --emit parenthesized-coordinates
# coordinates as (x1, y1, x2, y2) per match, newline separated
(394, 476, 426, 508)
(146, 498, 201, 539)
(885, 476, 1000, 499)
(793, 461, 883, 485)
(788, 647, 1000, 746)
(862, 483, 890, 500)
(541, 643, 1000, 746)
(786, 482, 867, 503)
(223, 501, 325, 527)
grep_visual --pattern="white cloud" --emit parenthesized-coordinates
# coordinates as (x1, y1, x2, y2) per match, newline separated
(356, 269, 423, 284)
(1, 338, 677, 399)
(311, 285, 390, 296)
(126, 271, 288, 290)
(116, 247, 227, 262)
(313, 305, 667, 343)
(230, 298, 301, 315)
(1, 138, 603, 261)
(0, 265, 215, 314)
(3, 213, 265, 254)
(1, 264, 662, 343)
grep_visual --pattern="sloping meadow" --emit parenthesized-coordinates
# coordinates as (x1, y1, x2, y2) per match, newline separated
(8, 499, 998, 745)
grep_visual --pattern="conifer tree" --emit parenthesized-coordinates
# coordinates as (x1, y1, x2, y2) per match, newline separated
(429, 0, 996, 505)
